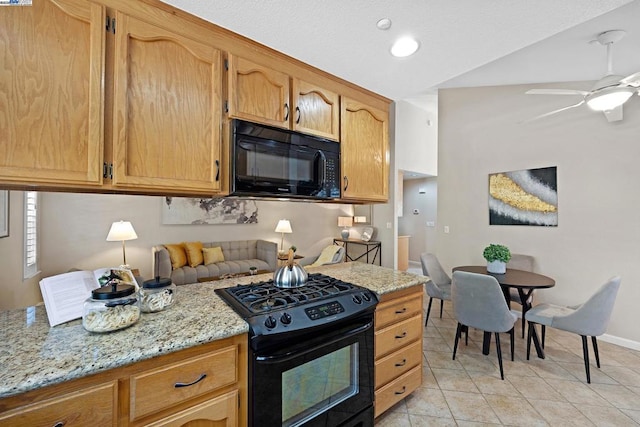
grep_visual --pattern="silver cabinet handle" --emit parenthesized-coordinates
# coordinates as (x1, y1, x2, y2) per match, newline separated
(394, 386, 406, 395)
(53, 422, 66, 427)
(284, 103, 290, 121)
(395, 358, 407, 367)
(395, 307, 407, 314)
(395, 332, 407, 339)
(174, 373, 207, 388)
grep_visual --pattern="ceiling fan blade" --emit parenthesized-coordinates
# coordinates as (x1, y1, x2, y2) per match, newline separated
(526, 89, 589, 96)
(603, 105, 623, 122)
(521, 100, 585, 124)
(620, 71, 640, 87)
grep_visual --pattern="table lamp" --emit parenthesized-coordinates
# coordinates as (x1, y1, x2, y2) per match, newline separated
(106, 220, 138, 268)
(275, 219, 292, 254)
(338, 216, 353, 239)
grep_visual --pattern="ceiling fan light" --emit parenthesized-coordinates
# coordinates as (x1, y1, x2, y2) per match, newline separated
(586, 87, 634, 111)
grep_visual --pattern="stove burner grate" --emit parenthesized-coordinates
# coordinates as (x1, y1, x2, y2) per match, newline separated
(223, 273, 357, 315)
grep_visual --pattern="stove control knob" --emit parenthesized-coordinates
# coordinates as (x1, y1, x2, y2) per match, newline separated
(352, 295, 362, 304)
(362, 292, 371, 302)
(264, 315, 277, 329)
(280, 312, 292, 325)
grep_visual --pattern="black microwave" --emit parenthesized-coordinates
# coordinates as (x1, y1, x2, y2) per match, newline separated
(231, 119, 341, 200)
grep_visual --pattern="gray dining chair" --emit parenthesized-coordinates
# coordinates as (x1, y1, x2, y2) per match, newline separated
(420, 253, 452, 327)
(525, 276, 621, 384)
(452, 271, 518, 380)
(507, 254, 535, 338)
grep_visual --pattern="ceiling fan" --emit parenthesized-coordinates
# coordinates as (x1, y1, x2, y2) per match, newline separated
(525, 30, 640, 123)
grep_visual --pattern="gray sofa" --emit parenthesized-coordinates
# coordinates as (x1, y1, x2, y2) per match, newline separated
(153, 240, 278, 285)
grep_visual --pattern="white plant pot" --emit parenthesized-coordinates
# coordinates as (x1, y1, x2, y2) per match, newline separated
(487, 260, 506, 274)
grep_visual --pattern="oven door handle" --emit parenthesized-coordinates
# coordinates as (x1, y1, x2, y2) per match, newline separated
(255, 321, 373, 363)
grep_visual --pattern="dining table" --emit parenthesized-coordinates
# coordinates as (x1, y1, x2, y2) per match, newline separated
(452, 265, 556, 359)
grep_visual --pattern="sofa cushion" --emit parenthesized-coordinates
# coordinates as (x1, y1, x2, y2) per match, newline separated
(203, 247, 225, 265)
(165, 244, 187, 269)
(183, 241, 204, 267)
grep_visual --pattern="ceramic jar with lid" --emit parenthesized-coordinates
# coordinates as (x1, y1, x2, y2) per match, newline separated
(140, 277, 176, 313)
(83, 284, 140, 332)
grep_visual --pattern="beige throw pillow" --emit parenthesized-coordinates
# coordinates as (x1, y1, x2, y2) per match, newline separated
(203, 246, 225, 265)
(183, 241, 204, 267)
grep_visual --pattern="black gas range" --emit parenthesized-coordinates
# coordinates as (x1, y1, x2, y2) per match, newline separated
(215, 272, 378, 427)
(215, 273, 378, 351)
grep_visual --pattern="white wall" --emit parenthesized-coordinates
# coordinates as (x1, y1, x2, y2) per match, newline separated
(437, 82, 640, 346)
(0, 191, 41, 310)
(395, 99, 438, 176)
(399, 178, 438, 263)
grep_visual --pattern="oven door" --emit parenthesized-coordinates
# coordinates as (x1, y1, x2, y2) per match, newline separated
(250, 315, 374, 427)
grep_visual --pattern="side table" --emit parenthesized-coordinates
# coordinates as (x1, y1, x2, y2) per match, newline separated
(332, 238, 381, 266)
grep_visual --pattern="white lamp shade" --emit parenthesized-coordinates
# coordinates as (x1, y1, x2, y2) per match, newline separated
(275, 219, 292, 233)
(338, 216, 353, 227)
(106, 221, 138, 241)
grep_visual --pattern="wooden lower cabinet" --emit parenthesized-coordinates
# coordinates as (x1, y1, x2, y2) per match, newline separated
(374, 286, 424, 418)
(145, 390, 237, 427)
(0, 334, 247, 427)
(0, 381, 117, 426)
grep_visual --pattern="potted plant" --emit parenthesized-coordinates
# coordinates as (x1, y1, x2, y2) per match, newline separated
(483, 244, 511, 274)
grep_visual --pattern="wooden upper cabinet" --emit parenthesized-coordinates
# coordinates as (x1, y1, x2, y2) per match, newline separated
(228, 55, 340, 140)
(111, 12, 223, 193)
(227, 55, 290, 129)
(292, 79, 340, 141)
(340, 97, 389, 202)
(0, 0, 105, 187)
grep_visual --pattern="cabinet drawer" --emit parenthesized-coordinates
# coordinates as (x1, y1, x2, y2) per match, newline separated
(375, 314, 422, 358)
(0, 381, 117, 426)
(130, 345, 237, 421)
(374, 365, 422, 418)
(375, 339, 422, 389)
(146, 390, 238, 426)
(375, 294, 422, 329)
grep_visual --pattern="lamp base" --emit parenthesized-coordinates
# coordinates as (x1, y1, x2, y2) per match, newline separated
(341, 229, 350, 239)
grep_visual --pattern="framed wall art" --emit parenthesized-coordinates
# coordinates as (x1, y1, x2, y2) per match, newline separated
(162, 197, 258, 225)
(489, 166, 557, 226)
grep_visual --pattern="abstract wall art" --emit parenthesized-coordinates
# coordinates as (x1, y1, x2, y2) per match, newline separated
(489, 166, 557, 226)
(162, 197, 258, 225)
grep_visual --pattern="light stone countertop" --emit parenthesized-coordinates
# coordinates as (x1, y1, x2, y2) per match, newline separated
(0, 263, 427, 399)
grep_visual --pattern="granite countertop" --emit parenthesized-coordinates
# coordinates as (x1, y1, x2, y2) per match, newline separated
(0, 263, 427, 399)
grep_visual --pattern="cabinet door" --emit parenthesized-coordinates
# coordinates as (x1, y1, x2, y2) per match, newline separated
(0, 381, 117, 426)
(111, 12, 222, 193)
(292, 79, 339, 140)
(0, 0, 104, 187)
(340, 97, 389, 202)
(145, 390, 238, 427)
(227, 55, 290, 129)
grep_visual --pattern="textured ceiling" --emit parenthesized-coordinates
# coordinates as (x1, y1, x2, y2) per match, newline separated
(160, 0, 638, 102)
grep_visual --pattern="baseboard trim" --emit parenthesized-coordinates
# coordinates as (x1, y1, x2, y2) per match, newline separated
(599, 334, 640, 351)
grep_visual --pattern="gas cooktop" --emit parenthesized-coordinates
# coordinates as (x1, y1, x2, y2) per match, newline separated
(215, 273, 378, 344)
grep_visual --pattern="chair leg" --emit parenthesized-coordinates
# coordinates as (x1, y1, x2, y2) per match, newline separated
(592, 336, 600, 368)
(581, 335, 591, 384)
(510, 327, 515, 361)
(465, 326, 469, 346)
(521, 307, 526, 338)
(495, 332, 505, 380)
(526, 322, 533, 360)
(425, 297, 433, 326)
(439, 299, 444, 318)
(453, 322, 462, 360)
(542, 325, 546, 349)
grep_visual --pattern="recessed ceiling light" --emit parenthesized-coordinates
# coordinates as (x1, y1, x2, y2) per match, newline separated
(391, 37, 419, 57)
(376, 18, 392, 30)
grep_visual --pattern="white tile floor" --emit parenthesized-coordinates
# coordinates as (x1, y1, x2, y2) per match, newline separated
(374, 298, 640, 426)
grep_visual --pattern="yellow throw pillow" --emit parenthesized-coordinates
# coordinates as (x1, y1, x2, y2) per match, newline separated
(165, 244, 187, 270)
(203, 246, 225, 265)
(183, 241, 204, 267)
